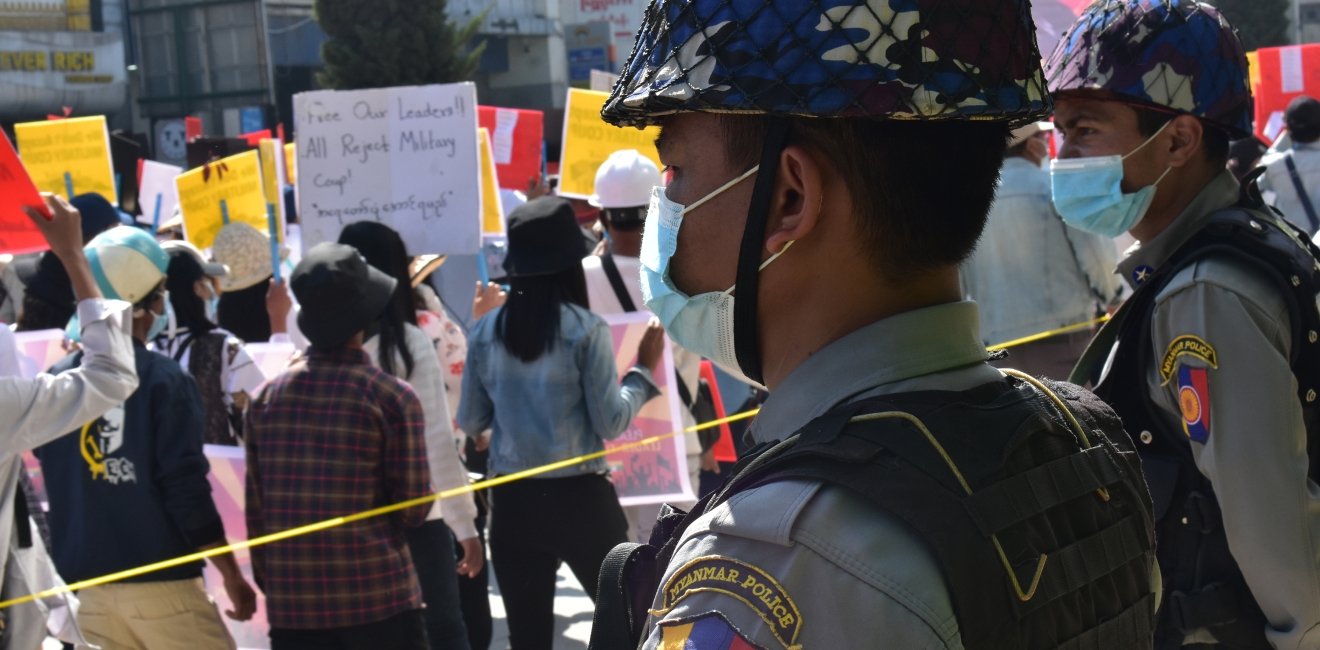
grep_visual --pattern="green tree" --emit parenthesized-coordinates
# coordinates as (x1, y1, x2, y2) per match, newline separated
(1213, 0, 1292, 50)
(314, 0, 485, 90)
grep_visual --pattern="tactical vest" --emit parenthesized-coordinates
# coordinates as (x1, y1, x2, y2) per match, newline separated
(1075, 185, 1320, 649)
(590, 372, 1157, 649)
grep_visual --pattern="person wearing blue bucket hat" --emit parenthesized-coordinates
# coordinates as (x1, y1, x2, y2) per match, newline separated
(35, 224, 258, 649)
(588, 1, 1157, 649)
(1053, 3, 1320, 648)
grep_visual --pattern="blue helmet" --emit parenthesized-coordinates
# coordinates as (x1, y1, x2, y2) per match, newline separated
(1045, 0, 1253, 139)
(602, 0, 1053, 128)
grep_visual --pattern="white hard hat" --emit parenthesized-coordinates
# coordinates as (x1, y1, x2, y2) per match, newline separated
(590, 150, 661, 209)
(85, 226, 169, 304)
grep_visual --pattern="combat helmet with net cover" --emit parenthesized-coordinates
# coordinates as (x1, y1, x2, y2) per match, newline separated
(600, 0, 1055, 385)
(601, 0, 1054, 128)
(1044, 0, 1253, 139)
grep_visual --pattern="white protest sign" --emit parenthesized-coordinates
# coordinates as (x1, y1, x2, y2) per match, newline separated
(294, 83, 481, 255)
(138, 160, 183, 231)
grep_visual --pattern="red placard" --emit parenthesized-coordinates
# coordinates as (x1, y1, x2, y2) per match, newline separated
(0, 132, 51, 255)
(185, 116, 203, 142)
(240, 129, 272, 147)
(1254, 45, 1320, 143)
(701, 360, 739, 463)
(478, 105, 545, 191)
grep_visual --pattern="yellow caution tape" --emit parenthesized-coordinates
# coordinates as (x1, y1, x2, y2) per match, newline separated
(0, 313, 1109, 611)
(0, 409, 761, 611)
(987, 315, 1110, 352)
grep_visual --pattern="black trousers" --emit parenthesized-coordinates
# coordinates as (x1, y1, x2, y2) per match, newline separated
(406, 519, 471, 650)
(489, 473, 628, 650)
(269, 609, 428, 650)
(456, 476, 493, 650)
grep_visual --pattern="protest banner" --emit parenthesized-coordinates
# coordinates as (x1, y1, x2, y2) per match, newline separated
(137, 160, 182, 233)
(1253, 45, 1320, 143)
(0, 131, 50, 255)
(603, 312, 694, 506)
(559, 88, 662, 199)
(175, 150, 268, 250)
(294, 83, 481, 256)
(477, 105, 544, 191)
(12, 329, 67, 379)
(201, 445, 270, 649)
(478, 128, 505, 235)
(258, 138, 287, 228)
(14, 115, 116, 203)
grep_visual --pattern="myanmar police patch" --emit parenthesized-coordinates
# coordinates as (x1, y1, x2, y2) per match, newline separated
(653, 556, 802, 649)
(1178, 365, 1212, 443)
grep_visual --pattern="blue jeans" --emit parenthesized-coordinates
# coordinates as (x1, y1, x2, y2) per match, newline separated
(406, 520, 471, 650)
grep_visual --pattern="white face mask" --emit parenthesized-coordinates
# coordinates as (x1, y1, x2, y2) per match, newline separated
(639, 165, 793, 387)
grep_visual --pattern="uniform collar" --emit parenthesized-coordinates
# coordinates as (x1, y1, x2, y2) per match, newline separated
(1117, 170, 1240, 290)
(751, 301, 988, 444)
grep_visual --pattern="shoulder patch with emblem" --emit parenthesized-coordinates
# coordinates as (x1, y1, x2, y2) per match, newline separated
(652, 556, 802, 649)
(1178, 365, 1212, 443)
(658, 613, 768, 650)
(1160, 334, 1218, 384)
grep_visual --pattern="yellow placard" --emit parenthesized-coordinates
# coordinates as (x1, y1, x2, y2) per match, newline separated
(1247, 51, 1261, 96)
(259, 139, 281, 204)
(14, 115, 116, 203)
(258, 138, 287, 241)
(478, 128, 504, 235)
(283, 142, 297, 186)
(175, 150, 267, 250)
(559, 88, 661, 199)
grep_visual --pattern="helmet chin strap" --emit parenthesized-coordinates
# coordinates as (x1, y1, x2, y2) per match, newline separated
(732, 118, 792, 386)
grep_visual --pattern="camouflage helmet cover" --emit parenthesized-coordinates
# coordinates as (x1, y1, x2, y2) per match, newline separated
(601, 0, 1053, 128)
(1044, 0, 1253, 138)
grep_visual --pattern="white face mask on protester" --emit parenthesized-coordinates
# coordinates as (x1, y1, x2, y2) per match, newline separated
(638, 165, 794, 387)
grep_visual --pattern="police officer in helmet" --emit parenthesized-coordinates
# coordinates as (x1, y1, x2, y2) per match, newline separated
(1053, 2, 1320, 648)
(588, 1, 1158, 648)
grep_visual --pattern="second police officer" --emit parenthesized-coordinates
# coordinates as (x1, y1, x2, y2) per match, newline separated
(588, 0, 1159, 648)
(1054, 1, 1320, 648)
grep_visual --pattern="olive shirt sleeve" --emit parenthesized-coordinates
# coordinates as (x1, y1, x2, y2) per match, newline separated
(639, 480, 961, 650)
(1148, 258, 1320, 648)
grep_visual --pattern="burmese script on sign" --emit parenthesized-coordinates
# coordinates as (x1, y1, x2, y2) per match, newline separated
(293, 83, 481, 255)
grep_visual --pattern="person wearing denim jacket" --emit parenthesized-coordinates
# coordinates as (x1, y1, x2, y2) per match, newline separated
(457, 196, 664, 650)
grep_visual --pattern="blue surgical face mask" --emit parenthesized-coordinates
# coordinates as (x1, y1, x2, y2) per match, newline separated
(146, 293, 170, 341)
(1050, 122, 1172, 238)
(204, 286, 220, 323)
(640, 165, 793, 386)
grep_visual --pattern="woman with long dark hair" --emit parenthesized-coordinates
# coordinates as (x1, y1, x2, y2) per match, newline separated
(153, 241, 266, 445)
(457, 197, 664, 650)
(338, 221, 482, 650)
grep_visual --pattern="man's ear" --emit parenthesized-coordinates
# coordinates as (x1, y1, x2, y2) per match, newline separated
(1165, 114, 1204, 169)
(765, 144, 826, 256)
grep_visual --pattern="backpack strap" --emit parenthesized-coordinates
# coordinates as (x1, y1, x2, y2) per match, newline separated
(1283, 153, 1319, 233)
(599, 253, 638, 313)
(590, 542, 655, 647)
